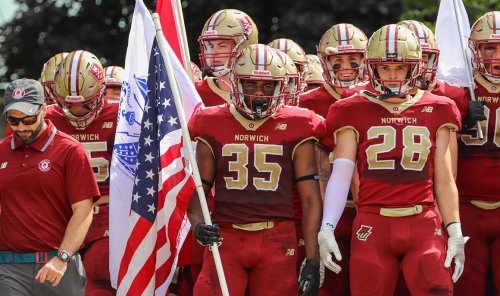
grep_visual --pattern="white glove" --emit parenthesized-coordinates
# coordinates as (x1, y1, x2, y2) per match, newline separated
(444, 223, 469, 283)
(318, 230, 342, 274)
(299, 258, 325, 287)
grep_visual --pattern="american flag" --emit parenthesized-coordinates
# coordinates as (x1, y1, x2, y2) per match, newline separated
(116, 39, 196, 295)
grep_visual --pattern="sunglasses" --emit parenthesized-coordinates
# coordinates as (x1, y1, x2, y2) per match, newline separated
(6, 108, 41, 126)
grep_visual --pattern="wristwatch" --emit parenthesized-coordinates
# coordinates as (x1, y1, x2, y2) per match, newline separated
(57, 250, 71, 262)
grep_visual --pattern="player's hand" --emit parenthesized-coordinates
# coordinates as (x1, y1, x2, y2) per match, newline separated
(298, 259, 320, 296)
(444, 223, 469, 283)
(194, 223, 222, 247)
(35, 257, 68, 287)
(462, 101, 486, 131)
(318, 230, 342, 273)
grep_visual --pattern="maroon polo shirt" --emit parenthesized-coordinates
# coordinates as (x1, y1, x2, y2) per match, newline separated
(0, 120, 100, 252)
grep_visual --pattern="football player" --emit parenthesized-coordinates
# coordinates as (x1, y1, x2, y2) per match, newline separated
(51, 50, 118, 296)
(304, 54, 325, 92)
(103, 66, 124, 102)
(298, 23, 368, 296)
(318, 24, 466, 295)
(454, 11, 500, 296)
(41, 52, 68, 105)
(190, 61, 203, 82)
(188, 44, 323, 296)
(268, 38, 308, 93)
(274, 49, 300, 106)
(299, 23, 368, 118)
(196, 9, 258, 107)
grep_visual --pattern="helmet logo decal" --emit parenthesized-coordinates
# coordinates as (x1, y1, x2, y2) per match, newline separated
(89, 63, 104, 82)
(237, 16, 253, 37)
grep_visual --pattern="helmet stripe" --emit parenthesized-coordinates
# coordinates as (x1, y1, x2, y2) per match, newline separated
(410, 21, 428, 44)
(69, 50, 84, 96)
(207, 10, 224, 31)
(256, 44, 265, 70)
(386, 25, 398, 55)
(338, 24, 348, 45)
(276, 38, 287, 52)
(494, 11, 500, 34)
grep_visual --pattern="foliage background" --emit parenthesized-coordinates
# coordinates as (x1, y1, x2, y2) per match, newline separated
(0, 0, 499, 85)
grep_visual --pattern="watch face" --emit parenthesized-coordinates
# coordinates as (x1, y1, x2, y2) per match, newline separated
(58, 251, 70, 262)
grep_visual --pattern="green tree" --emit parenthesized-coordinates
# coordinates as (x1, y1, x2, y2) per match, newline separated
(401, 0, 500, 31)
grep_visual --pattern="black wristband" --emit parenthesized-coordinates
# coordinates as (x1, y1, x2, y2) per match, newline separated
(201, 178, 213, 187)
(446, 221, 459, 228)
(295, 174, 319, 184)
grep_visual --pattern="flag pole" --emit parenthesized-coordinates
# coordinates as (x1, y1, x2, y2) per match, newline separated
(451, 0, 484, 139)
(152, 12, 230, 296)
(173, 0, 192, 77)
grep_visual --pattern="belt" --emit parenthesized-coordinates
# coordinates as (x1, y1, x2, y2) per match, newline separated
(0, 251, 58, 264)
(232, 221, 275, 231)
(471, 200, 500, 210)
(360, 205, 433, 217)
(93, 203, 109, 215)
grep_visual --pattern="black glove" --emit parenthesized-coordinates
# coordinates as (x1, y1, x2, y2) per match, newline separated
(299, 259, 320, 296)
(194, 223, 222, 247)
(462, 101, 486, 131)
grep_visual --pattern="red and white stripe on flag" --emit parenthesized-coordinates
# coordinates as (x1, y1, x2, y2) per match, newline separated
(156, 0, 188, 69)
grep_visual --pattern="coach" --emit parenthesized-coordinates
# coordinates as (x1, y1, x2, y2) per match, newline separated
(0, 79, 99, 295)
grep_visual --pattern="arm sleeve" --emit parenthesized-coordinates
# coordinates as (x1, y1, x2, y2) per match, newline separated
(320, 158, 355, 231)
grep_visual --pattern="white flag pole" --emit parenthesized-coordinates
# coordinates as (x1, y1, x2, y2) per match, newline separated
(152, 12, 231, 296)
(451, 0, 484, 139)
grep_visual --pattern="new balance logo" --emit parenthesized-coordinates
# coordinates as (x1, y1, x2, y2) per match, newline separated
(102, 122, 114, 129)
(421, 106, 433, 113)
(275, 123, 287, 130)
(285, 248, 295, 256)
(0, 162, 7, 169)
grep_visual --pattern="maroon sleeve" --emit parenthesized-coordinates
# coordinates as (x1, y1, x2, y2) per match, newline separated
(65, 142, 100, 204)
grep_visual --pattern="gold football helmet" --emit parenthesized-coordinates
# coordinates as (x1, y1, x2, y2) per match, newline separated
(268, 38, 308, 90)
(199, 9, 258, 77)
(304, 54, 325, 90)
(41, 52, 68, 105)
(190, 62, 203, 82)
(54, 50, 105, 129)
(469, 11, 500, 84)
(398, 20, 439, 88)
(275, 49, 300, 106)
(366, 24, 422, 97)
(230, 44, 286, 119)
(317, 23, 368, 88)
(104, 66, 125, 88)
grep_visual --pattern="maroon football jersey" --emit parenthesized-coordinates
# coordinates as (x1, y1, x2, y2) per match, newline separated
(298, 84, 343, 118)
(430, 79, 469, 119)
(457, 76, 500, 202)
(195, 77, 231, 107)
(322, 90, 461, 207)
(46, 100, 118, 195)
(189, 104, 324, 223)
(342, 80, 371, 99)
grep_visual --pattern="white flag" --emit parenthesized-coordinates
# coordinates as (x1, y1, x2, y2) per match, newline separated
(109, 0, 203, 289)
(109, 0, 155, 287)
(435, 0, 472, 86)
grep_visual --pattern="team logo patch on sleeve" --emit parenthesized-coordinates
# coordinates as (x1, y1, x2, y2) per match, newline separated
(356, 225, 373, 241)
